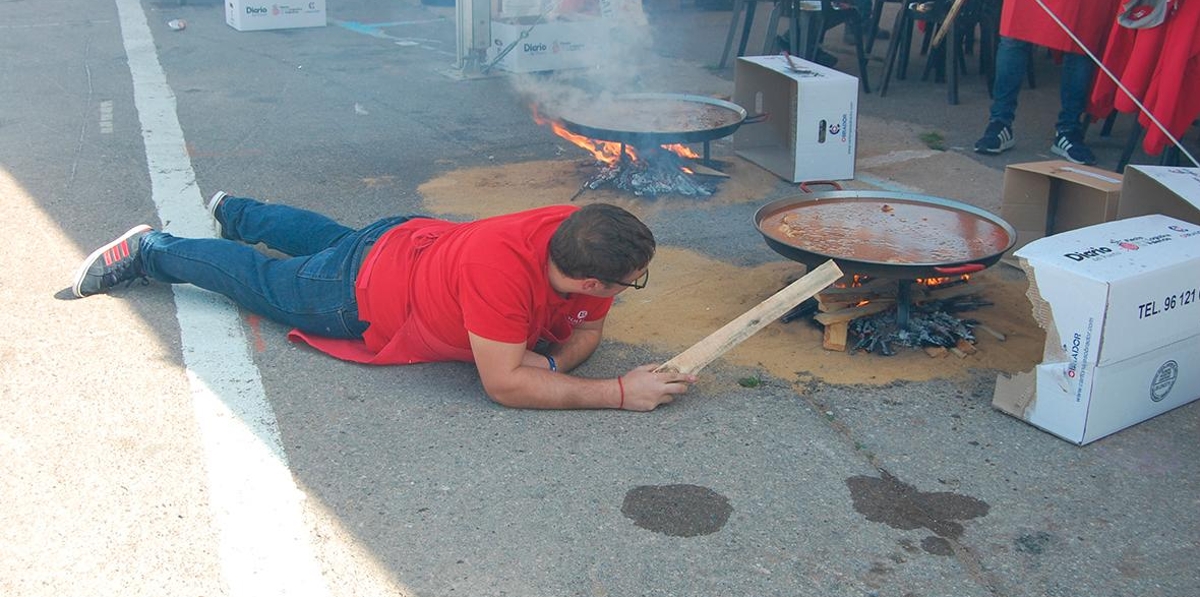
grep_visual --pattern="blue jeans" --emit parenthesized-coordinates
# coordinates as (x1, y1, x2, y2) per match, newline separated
(988, 36, 1095, 135)
(140, 196, 412, 338)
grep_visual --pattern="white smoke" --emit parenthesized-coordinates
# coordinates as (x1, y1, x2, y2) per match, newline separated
(501, 0, 663, 119)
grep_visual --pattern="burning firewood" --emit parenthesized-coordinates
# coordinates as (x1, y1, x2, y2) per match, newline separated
(533, 107, 722, 198)
(845, 295, 990, 356)
(580, 158, 717, 197)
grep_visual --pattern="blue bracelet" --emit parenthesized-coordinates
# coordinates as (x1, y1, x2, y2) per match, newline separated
(546, 355, 558, 372)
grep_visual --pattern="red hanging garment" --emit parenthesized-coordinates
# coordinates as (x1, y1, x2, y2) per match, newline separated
(1088, 0, 1200, 156)
(1000, 0, 1122, 54)
(1137, 0, 1200, 155)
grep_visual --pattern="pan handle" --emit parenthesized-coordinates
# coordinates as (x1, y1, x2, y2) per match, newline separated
(799, 180, 843, 193)
(743, 113, 770, 124)
(934, 263, 985, 275)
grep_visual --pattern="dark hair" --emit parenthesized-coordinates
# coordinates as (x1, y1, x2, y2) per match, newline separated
(549, 203, 656, 282)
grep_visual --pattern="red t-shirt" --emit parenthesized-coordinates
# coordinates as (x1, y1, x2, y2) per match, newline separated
(1000, 0, 1122, 54)
(289, 205, 613, 365)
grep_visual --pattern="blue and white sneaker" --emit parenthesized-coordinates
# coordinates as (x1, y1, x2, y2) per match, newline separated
(1050, 130, 1097, 165)
(973, 121, 1016, 154)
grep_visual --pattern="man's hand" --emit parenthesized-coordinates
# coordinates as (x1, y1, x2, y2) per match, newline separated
(617, 364, 697, 412)
(469, 333, 698, 411)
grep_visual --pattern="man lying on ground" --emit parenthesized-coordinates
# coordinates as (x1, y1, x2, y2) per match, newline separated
(72, 194, 695, 410)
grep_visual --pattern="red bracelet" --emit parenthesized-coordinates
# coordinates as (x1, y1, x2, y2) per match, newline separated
(617, 376, 625, 410)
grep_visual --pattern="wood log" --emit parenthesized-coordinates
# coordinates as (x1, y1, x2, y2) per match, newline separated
(817, 278, 896, 298)
(931, 0, 969, 48)
(812, 301, 894, 326)
(655, 260, 843, 374)
(923, 283, 986, 302)
(823, 321, 849, 352)
(817, 297, 895, 312)
(685, 161, 731, 178)
(924, 346, 949, 358)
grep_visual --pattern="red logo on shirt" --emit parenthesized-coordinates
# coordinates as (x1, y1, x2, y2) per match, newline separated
(567, 310, 588, 325)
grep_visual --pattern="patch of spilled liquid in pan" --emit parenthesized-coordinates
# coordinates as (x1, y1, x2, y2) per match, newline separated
(846, 471, 989, 555)
(621, 484, 732, 537)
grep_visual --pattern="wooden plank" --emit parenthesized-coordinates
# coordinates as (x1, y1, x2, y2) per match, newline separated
(812, 300, 894, 325)
(955, 339, 978, 355)
(817, 277, 895, 297)
(924, 346, 949, 358)
(685, 161, 731, 178)
(655, 260, 843, 374)
(819, 297, 894, 312)
(819, 299, 863, 312)
(823, 321, 849, 352)
(923, 283, 985, 301)
(931, 0, 969, 48)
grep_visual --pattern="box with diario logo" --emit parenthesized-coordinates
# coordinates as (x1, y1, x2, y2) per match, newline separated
(733, 55, 857, 182)
(227, 0, 326, 32)
(993, 215, 1200, 445)
(487, 16, 606, 73)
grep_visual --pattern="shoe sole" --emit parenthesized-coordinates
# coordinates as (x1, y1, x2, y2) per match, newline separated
(71, 224, 153, 298)
(1050, 144, 1096, 165)
(974, 137, 1016, 155)
(207, 191, 228, 238)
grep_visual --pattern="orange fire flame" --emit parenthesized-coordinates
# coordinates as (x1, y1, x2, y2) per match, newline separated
(916, 275, 971, 286)
(836, 274, 971, 289)
(531, 106, 700, 168)
(836, 274, 971, 308)
(820, 273, 976, 311)
(833, 274, 871, 289)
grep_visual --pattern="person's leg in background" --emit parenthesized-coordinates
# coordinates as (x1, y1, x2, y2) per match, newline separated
(974, 35, 1029, 154)
(1049, 51, 1098, 165)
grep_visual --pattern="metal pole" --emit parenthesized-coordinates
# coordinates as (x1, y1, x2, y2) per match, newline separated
(896, 279, 912, 329)
(456, 0, 492, 74)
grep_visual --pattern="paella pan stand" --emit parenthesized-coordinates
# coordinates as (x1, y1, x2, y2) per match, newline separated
(755, 189, 1018, 329)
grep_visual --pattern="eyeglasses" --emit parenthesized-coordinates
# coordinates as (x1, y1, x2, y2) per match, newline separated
(603, 269, 649, 290)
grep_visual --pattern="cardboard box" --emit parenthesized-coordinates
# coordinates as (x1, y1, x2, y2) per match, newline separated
(733, 55, 857, 182)
(999, 161, 1123, 260)
(487, 17, 605, 73)
(1015, 214, 1200, 365)
(1117, 165, 1200, 224)
(994, 335, 1200, 445)
(993, 214, 1200, 445)
(492, 0, 544, 19)
(226, 0, 326, 31)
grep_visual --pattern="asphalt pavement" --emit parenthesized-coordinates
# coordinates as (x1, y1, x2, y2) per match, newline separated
(2, 1, 1197, 596)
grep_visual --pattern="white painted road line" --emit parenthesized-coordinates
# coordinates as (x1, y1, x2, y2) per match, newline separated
(112, 1, 332, 595)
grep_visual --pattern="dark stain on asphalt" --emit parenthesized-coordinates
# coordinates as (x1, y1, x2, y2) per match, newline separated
(621, 484, 732, 537)
(846, 471, 989, 555)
